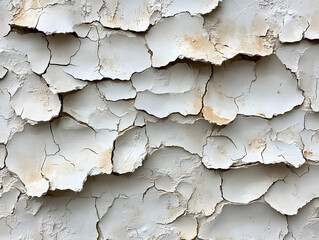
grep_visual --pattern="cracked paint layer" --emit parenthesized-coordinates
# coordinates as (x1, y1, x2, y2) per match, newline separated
(286, 198, 319, 239)
(222, 164, 289, 204)
(112, 126, 147, 174)
(145, 12, 224, 67)
(132, 62, 211, 118)
(1, 0, 319, 239)
(265, 165, 319, 215)
(198, 202, 288, 240)
(203, 115, 305, 169)
(203, 55, 304, 125)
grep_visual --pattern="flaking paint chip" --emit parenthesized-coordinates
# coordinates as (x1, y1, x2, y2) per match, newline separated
(132, 63, 211, 118)
(265, 165, 319, 215)
(199, 202, 288, 240)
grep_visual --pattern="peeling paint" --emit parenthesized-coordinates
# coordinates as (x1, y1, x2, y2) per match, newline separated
(1, 0, 319, 239)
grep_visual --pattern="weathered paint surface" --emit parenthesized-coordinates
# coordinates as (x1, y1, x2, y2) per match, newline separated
(1, 0, 319, 239)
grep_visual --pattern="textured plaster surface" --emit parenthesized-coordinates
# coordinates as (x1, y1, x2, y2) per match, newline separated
(1, 0, 319, 239)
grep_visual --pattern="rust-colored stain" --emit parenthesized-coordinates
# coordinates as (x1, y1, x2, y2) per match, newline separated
(99, 147, 113, 173)
(12, 0, 26, 22)
(247, 137, 266, 152)
(304, 150, 313, 158)
(203, 106, 231, 125)
(192, 90, 203, 112)
(183, 35, 224, 63)
(184, 35, 211, 52)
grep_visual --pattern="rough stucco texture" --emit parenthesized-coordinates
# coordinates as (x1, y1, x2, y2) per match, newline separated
(1, 0, 319, 239)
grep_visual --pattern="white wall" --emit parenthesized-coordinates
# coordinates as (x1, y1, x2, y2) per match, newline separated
(0, 0, 318, 239)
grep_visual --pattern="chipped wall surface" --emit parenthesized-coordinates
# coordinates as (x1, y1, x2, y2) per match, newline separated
(1, 0, 319, 239)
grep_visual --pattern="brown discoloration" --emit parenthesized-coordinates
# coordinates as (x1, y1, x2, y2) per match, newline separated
(256, 112, 266, 118)
(184, 35, 224, 64)
(282, 126, 296, 137)
(11, 0, 40, 27)
(308, 14, 319, 36)
(12, 0, 26, 21)
(109, 11, 118, 26)
(213, 17, 271, 56)
(210, 18, 236, 44)
(25, 170, 43, 184)
(31, 0, 39, 9)
(304, 151, 313, 158)
(203, 106, 231, 125)
(100, 56, 119, 74)
(214, 18, 272, 55)
(237, 36, 271, 56)
(251, 16, 269, 36)
(99, 147, 113, 173)
(19, 158, 43, 184)
(247, 137, 266, 152)
(11, 0, 42, 27)
(106, 0, 120, 26)
(192, 90, 203, 113)
(184, 35, 212, 53)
